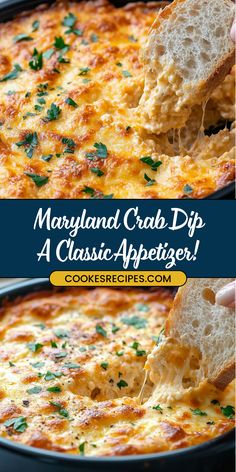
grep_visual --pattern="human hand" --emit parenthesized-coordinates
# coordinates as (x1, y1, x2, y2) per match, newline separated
(216, 281, 236, 308)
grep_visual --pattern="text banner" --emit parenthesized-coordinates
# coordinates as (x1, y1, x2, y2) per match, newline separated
(0, 200, 234, 277)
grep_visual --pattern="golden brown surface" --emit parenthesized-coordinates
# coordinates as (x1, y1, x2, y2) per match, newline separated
(0, 287, 234, 456)
(0, 0, 235, 198)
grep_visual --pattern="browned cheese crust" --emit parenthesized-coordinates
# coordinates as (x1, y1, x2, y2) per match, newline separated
(0, 0, 235, 198)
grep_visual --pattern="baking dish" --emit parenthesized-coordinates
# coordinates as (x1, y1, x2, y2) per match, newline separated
(0, 278, 234, 472)
(0, 0, 235, 200)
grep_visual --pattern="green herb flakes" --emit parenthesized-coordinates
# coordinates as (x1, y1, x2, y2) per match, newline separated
(13, 34, 33, 43)
(27, 342, 43, 352)
(16, 132, 38, 158)
(96, 324, 107, 338)
(0, 64, 22, 82)
(29, 48, 43, 71)
(25, 173, 49, 187)
(27, 386, 42, 394)
(4, 417, 28, 433)
(117, 379, 128, 389)
(190, 408, 207, 416)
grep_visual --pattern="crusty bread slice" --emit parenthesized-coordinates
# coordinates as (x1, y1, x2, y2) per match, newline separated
(140, 0, 236, 134)
(145, 279, 235, 402)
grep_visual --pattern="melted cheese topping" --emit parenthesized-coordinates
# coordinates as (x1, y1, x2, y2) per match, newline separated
(0, 288, 234, 456)
(0, 0, 235, 199)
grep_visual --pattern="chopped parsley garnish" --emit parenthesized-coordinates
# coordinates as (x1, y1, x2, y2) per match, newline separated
(51, 341, 58, 348)
(44, 371, 63, 381)
(27, 386, 42, 394)
(62, 12, 77, 28)
(27, 342, 43, 352)
(136, 350, 146, 357)
(152, 405, 163, 413)
(43, 48, 55, 60)
(101, 362, 109, 370)
(16, 132, 38, 158)
(43, 103, 61, 122)
(121, 316, 147, 329)
(117, 379, 128, 389)
(54, 351, 68, 359)
(13, 34, 33, 43)
(6, 90, 16, 95)
(62, 137, 76, 153)
(25, 173, 49, 187)
(62, 13, 82, 36)
(23, 112, 37, 119)
(58, 55, 70, 64)
(96, 324, 107, 338)
(9, 361, 15, 367)
(35, 104, 43, 112)
(82, 186, 113, 199)
(82, 186, 96, 196)
(85, 142, 108, 160)
(136, 303, 150, 312)
(140, 156, 162, 171)
(90, 33, 98, 43)
(54, 36, 69, 52)
(131, 341, 139, 350)
(144, 173, 156, 186)
(79, 67, 90, 76)
(64, 363, 80, 369)
(116, 351, 124, 357)
(29, 48, 43, 70)
(111, 324, 120, 334)
(42, 154, 53, 162)
(0, 63, 22, 82)
(122, 70, 132, 78)
(79, 442, 86, 455)
(183, 184, 193, 194)
(47, 386, 61, 393)
(4, 417, 28, 433)
(190, 408, 207, 416)
(50, 401, 69, 417)
(91, 167, 104, 177)
(116, 62, 123, 67)
(65, 97, 78, 108)
(130, 341, 146, 356)
(32, 20, 40, 32)
(31, 361, 45, 368)
(54, 328, 69, 339)
(207, 421, 215, 425)
(221, 405, 235, 419)
(35, 323, 45, 330)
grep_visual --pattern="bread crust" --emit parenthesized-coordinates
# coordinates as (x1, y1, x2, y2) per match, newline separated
(210, 361, 236, 391)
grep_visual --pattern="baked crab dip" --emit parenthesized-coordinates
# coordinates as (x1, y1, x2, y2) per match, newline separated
(0, 287, 234, 456)
(0, 0, 235, 199)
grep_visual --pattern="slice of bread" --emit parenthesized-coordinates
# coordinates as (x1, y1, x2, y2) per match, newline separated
(146, 278, 235, 402)
(140, 0, 236, 134)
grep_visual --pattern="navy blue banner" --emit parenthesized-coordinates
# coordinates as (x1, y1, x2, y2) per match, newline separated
(0, 200, 234, 277)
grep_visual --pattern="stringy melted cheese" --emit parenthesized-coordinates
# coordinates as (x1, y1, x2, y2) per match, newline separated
(0, 288, 234, 456)
(0, 0, 235, 199)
